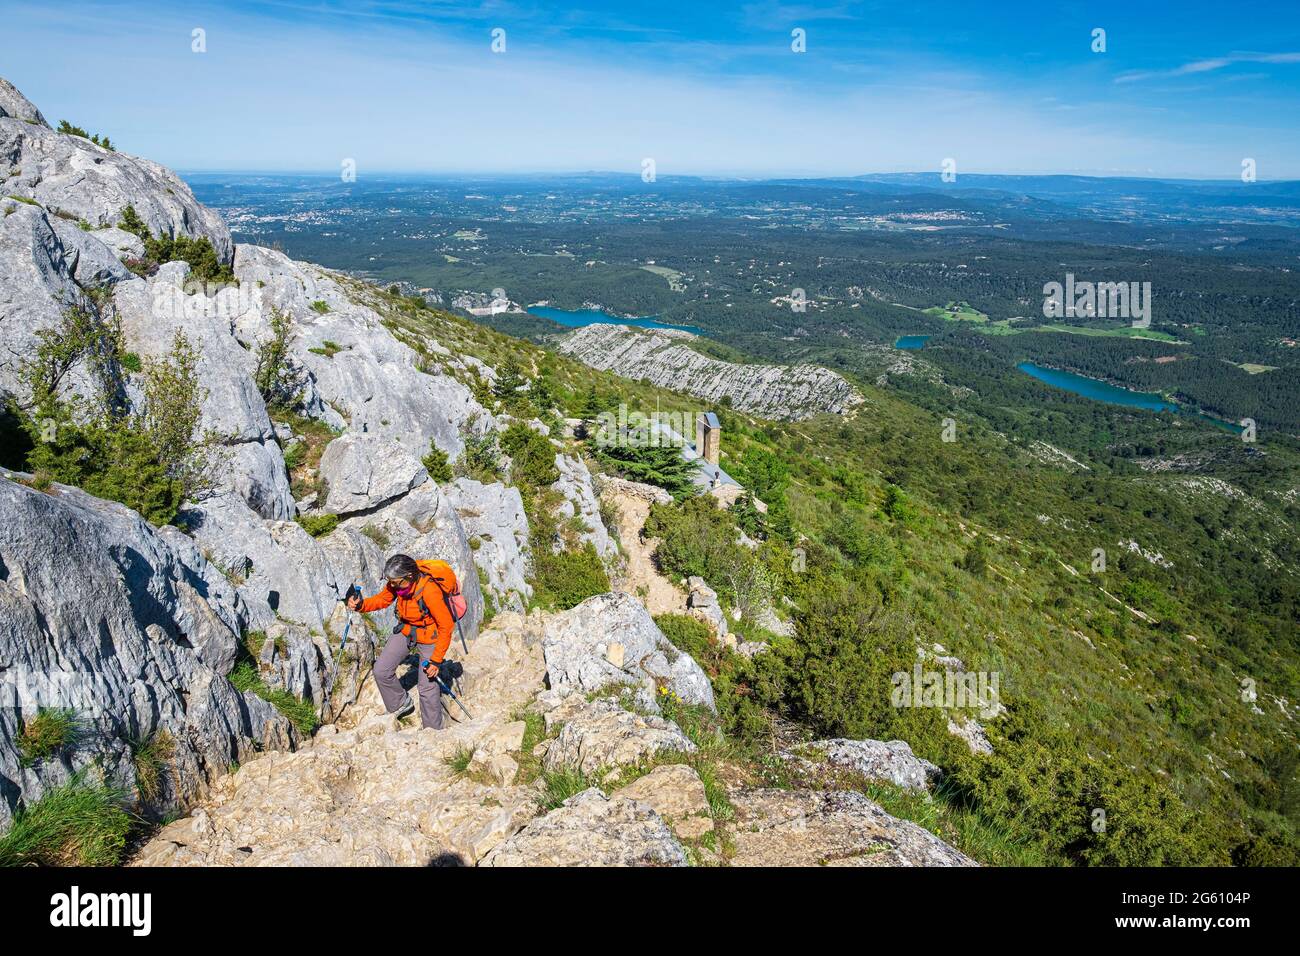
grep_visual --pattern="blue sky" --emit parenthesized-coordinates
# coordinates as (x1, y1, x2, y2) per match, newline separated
(5, 0, 1300, 178)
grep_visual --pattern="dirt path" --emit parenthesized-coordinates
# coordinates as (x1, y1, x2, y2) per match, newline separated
(604, 489, 686, 616)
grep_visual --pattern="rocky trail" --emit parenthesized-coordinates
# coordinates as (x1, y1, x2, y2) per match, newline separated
(135, 599, 974, 867)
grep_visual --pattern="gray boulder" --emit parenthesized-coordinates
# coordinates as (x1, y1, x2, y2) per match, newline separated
(47, 216, 132, 286)
(807, 738, 942, 791)
(686, 575, 728, 638)
(0, 474, 296, 829)
(482, 788, 687, 867)
(725, 788, 977, 867)
(541, 592, 715, 712)
(318, 433, 427, 515)
(542, 699, 695, 774)
(550, 453, 617, 558)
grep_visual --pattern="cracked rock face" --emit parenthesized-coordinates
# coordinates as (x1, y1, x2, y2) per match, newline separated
(0, 110, 232, 260)
(542, 699, 695, 774)
(233, 244, 486, 464)
(0, 200, 114, 399)
(557, 323, 863, 421)
(445, 478, 532, 613)
(318, 433, 428, 515)
(550, 453, 617, 559)
(0, 475, 296, 830)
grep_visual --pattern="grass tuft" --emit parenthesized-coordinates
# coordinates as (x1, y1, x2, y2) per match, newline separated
(228, 660, 318, 735)
(0, 774, 132, 867)
(131, 730, 176, 804)
(17, 708, 79, 767)
(539, 766, 596, 811)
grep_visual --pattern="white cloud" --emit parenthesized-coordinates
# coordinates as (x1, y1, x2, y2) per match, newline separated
(1117, 51, 1300, 84)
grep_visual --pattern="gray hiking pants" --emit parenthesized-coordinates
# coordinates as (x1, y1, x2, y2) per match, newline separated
(374, 632, 443, 730)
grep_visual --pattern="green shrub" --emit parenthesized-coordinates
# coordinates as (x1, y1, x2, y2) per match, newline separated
(296, 513, 339, 538)
(539, 767, 595, 811)
(311, 300, 330, 314)
(455, 416, 501, 482)
(119, 205, 231, 282)
(254, 308, 303, 410)
(131, 730, 175, 803)
(501, 421, 559, 487)
(533, 541, 610, 610)
(644, 497, 770, 617)
(0, 775, 132, 866)
(18, 314, 215, 525)
(958, 538, 989, 577)
(491, 359, 527, 408)
(282, 441, 307, 471)
(946, 702, 1221, 866)
(445, 746, 474, 775)
(654, 613, 714, 664)
(592, 437, 698, 499)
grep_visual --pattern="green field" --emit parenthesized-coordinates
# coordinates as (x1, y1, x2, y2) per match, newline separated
(640, 263, 686, 291)
(1235, 362, 1280, 374)
(1040, 323, 1186, 343)
(924, 301, 988, 323)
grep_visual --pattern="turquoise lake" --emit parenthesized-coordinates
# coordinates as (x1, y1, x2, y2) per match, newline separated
(1017, 361, 1177, 412)
(895, 335, 931, 350)
(1018, 361, 1239, 432)
(527, 305, 703, 335)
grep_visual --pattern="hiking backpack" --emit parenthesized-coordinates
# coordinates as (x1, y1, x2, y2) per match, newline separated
(416, 559, 468, 623)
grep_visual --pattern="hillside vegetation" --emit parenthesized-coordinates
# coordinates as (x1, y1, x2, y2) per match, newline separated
(348, 285, 1300, 866)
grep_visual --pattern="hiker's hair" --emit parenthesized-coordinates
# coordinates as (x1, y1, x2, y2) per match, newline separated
(383, 554, 420, 581)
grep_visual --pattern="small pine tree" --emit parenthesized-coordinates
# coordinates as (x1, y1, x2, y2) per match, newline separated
(422, 441, 453, 483)
(594, 436, 699, 500)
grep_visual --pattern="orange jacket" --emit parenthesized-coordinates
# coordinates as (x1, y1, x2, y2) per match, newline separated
(359, 574, 455, 661)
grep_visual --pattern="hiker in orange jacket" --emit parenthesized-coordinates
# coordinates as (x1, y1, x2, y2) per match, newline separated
(347, 554, 457, 729)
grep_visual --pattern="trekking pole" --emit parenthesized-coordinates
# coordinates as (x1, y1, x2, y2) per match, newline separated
(335, 583, 360, 667)
(435, 673, 473, 720)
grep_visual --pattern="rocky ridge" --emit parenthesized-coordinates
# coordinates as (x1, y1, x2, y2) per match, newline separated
(556, 323, 863, 421)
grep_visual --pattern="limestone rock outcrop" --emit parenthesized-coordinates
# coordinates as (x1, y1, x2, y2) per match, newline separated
(445, 478, 532, 613)
(557, 323, 863, 421)
(0, 474, 296, 829)
(804, 738, 942, 792)
(541, 592, 716, 712)
(723, 788, 977, 867)
(482, 788, 687, 867)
